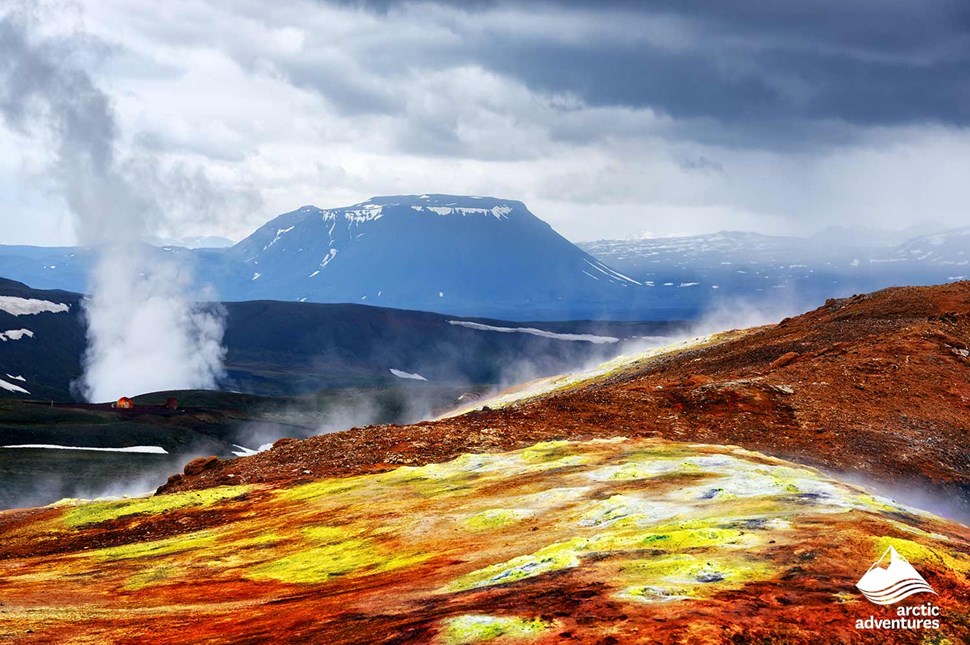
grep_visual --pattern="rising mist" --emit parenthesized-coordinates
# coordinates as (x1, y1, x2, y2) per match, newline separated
(0, 7, 228, 401)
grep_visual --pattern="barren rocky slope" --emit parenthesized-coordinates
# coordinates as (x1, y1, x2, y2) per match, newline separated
(1, 283, 969, 644)
(163, 282, 970, 517)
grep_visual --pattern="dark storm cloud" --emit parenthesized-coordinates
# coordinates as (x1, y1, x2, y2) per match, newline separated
(315, 0, 970, 133)
(6, 0, 969, 244)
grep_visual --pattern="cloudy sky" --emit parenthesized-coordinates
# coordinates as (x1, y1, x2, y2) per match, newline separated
(1, 0, 968, 245)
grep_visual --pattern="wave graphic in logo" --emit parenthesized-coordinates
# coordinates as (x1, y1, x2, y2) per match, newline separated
(856, 546, 938, 605)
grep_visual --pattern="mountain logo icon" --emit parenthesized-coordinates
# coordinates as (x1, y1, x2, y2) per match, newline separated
(856, 546, 938, 605)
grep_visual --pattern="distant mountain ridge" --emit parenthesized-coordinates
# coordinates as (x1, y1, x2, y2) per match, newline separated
(578, 226, 970, 309)
(149, 235, 236, 249)
(221, 194, 646, 318)
(0, 196, 967, 320)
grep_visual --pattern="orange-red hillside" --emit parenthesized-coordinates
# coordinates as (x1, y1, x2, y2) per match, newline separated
(163, 282, 970, 515)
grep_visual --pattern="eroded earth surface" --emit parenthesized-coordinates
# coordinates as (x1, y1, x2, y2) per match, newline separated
(2, 283, 970, 643)
(161, 283, 970, 518)
(2, 438, 968, 643)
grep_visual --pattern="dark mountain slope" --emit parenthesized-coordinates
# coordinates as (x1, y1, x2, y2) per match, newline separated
(0, 279, 84, 400)
(0, 278, 682, 401)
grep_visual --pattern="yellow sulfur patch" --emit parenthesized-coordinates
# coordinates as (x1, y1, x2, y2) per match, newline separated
(461, 509, 530, 532)
(617, 553, 775, 603)
(61, 486, 252, 528)
(446, 538, 586, 592)
(438, 615, 552, 644)
(275, 477, 365, 503)
(86, 530, 220, 561)
(247, 524, 430, 584)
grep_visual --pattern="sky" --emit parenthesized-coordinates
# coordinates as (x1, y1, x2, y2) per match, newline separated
(1, 0, 968, 246)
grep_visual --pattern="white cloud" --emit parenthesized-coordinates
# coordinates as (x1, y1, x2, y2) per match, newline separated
(2, 0, 969, 246)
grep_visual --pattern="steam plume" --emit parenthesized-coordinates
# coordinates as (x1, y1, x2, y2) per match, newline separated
(0, 6, 226, 400)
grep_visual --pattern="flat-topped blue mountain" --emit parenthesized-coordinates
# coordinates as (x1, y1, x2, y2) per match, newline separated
(220, 195, 650, 318)
(3, 195, 968, 320)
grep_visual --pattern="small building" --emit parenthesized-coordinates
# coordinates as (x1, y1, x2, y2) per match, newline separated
(114, 397, 134, 409)
(164, 397, 178, 411)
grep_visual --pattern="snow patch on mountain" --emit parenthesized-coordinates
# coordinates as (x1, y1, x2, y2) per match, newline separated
(0, 297, 70, 316)
(1, 444, 167, 454)
(583, 259, 641, 285)
(266, 226, 295, 250)
(389, 368, 428, 381)
(320, 249, 338, 268)
(900, 228, 970, 264)
(448, 320, 620, 344)
(327, 204, 386, 224)
(0, 378, 30, 394)
(415, 205, 512, 219)
(0, 328, 34, 341)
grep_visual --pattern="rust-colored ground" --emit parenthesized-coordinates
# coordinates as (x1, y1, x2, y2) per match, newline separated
(1, 439, 968, 644)
(1, 282, 969, 644)
(163, 283, 970, 513)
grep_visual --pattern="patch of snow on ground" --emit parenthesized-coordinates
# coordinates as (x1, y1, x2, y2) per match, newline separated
(0, 378, 30, 394)
(0, 297, 70, 316)
(583, 259, 642, 285)
(448, 320, 620, 344)
(390, 368, 428, 381)
(1, 444, 167, 454)
(5, 374, 25, 382)
(231, 443, 273, 457)
(0, 329, 34, 341)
